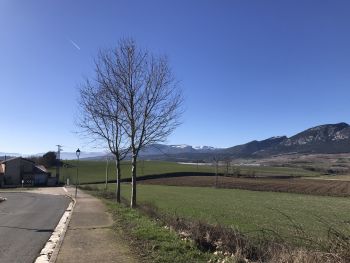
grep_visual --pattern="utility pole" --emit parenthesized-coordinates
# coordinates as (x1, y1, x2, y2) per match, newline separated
(56, 145, 62, 184)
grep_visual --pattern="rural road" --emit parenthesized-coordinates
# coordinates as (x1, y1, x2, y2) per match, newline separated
(0, 192, 70, 263)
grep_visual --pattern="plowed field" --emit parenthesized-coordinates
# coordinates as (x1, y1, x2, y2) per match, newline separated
(139, 175, 350, 197)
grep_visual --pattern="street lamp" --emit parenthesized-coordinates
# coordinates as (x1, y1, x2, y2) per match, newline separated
(75, 148, 81, 198)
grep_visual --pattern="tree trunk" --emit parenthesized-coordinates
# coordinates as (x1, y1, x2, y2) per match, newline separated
(115, 158, 121, 203)
(131, 154, 137, 208)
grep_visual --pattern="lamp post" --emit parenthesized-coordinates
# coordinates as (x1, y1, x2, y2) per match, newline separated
(75, 148, 81, 198)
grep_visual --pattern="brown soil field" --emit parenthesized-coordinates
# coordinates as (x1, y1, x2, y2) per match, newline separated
(139, 175, 350, 197)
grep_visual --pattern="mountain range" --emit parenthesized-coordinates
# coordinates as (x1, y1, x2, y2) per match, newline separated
(137, 122, 350, 161)
(226, 122, 350, 158)
(2, 123, 350, 161)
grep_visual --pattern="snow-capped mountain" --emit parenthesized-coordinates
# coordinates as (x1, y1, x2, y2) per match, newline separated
(138, 144, 219, 156)
(170, 144, 191, 149)
(193, 146, 217, 151)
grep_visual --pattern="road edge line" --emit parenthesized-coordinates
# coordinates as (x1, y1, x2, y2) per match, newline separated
(35, 191, 76, 263)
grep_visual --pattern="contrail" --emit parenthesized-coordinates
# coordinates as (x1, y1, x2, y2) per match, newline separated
(69, 39, 81, 50)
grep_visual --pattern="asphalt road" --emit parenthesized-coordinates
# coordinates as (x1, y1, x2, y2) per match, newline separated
(0, 192, 70, 263)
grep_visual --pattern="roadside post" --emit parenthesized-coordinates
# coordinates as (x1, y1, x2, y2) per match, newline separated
(75, 148, 81, 198)
(21, 179, 24, 188)
(105, 156, 109, 190)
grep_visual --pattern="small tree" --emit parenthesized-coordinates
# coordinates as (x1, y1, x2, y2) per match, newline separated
(109, 39, 183, 208)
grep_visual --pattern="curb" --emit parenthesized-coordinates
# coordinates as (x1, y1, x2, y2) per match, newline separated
(35, 191, 76, 263)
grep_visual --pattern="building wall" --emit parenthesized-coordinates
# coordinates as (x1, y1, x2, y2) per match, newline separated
(1, 158, 52, 186)
(22, 160, 34, 173)
(4, 159, 34, 185)
(4, 158, 21, 185)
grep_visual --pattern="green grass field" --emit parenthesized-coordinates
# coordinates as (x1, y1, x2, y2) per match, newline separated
(99, 183, 350, 245)
(57, 160, 213, 184)
(57, 160, 320, 184)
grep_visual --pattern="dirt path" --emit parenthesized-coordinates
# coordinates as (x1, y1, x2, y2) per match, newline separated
(56, 187, 137, 263)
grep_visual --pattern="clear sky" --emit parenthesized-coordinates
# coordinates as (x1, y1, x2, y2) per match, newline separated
(1, 0, 350, 154)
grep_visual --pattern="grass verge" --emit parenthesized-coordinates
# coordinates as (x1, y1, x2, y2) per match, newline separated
(82, 185, 350, 263)
(85, 188, 219, 263)
(100, 184, 350, 244)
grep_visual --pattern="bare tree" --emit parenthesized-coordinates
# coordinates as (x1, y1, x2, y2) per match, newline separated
(77, 53, 129, 203)
(108, 39, 183, 208)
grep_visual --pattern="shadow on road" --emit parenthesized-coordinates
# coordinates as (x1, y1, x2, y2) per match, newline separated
(0, 225, 53, 232)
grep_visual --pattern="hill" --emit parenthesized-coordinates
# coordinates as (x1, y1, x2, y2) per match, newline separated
(146, 122, 350, 161)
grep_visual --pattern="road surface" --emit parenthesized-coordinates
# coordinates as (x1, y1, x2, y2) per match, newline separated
(0, 192, 70, 263)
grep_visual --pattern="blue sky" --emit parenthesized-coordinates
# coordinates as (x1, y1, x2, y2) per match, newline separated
(1, 0, 350, 154)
